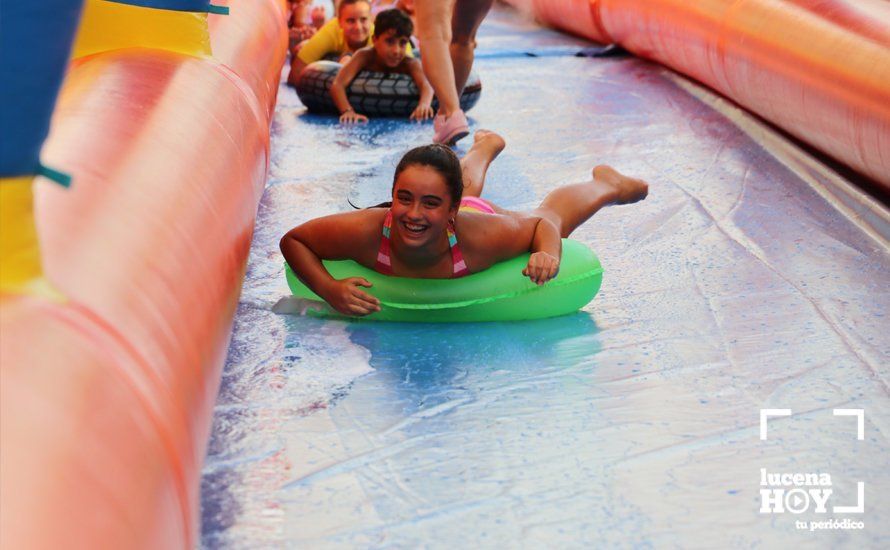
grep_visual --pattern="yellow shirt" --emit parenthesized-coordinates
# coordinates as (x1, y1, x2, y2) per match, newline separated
(297, 18, 413, 65)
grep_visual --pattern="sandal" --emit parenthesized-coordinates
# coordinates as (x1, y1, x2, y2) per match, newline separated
(433, 110, 469, 145)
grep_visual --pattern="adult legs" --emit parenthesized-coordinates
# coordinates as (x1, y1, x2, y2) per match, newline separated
(451, 0, 495, 94)
(415, 0, 461, 117)
(459, 130, 506, 198)
(531, 166, 649, 237)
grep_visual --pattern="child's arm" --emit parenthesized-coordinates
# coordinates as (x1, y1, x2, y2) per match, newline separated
(280, 211, 382, 316)
(464, 213, 562, 285)
(522, 217, 561, 285)
(406, 58, 434, 121)
(331, 49, 372, 123)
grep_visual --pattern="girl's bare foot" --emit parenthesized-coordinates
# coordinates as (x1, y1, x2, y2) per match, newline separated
(462, 130, 506, 195)
(472, 129, 506, 158)
(593, 165, 649, 205)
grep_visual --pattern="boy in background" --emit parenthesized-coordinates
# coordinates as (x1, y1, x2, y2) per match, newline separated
(331, 9, 433, 123)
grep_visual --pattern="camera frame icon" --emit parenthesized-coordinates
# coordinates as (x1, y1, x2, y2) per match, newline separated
(758, 408, 865, 515)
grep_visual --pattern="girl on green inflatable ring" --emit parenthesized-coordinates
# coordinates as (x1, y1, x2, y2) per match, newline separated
(280, 130, 649, 317)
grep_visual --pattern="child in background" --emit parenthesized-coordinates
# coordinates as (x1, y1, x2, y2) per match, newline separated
(287, 0, 373, 88)
(372, 0, 415, 22)
(331, 9, 433, 123)
(311, 4, 327, 29)
(288, 1, 327, 53)
(372, 0, 417, 46)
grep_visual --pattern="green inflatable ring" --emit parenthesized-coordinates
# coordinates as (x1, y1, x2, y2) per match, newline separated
(285, 239, 604, 322)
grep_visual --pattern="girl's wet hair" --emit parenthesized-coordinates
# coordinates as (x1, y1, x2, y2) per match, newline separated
(393, 144, 463, 205)
(355, 144, 462, 209)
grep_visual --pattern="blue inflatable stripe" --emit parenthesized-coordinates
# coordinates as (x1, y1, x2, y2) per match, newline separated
(0, 0, 85, 177)
(37, 163, 73, 188)
(104, 0, 228, 14)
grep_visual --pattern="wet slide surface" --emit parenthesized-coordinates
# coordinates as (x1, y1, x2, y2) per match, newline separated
(201, 7, 889, 547)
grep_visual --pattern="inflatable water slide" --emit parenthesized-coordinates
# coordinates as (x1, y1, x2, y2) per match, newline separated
(505, 0, 890, 199)
(1, 1, 286, 547)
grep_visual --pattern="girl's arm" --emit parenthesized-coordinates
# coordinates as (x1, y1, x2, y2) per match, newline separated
(331, 50, 372, 123)
(462, 213, 562, 285)
(406, 59, 434, 121)
(280, 211, 381, 316)
(523, 217, 561, 285)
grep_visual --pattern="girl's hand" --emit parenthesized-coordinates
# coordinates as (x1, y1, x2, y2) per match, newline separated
(410, 103, 434, 121)
(340, 109, 368, 124)
(323, 277, 381, 316)
(522, 252, 560, 285)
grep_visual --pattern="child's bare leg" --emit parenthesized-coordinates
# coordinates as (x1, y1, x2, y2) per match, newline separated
(532, 165, 648, 237)
(459, 130, 506, 197)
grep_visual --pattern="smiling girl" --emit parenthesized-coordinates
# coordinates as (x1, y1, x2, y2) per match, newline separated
(280, 131, 648, 316)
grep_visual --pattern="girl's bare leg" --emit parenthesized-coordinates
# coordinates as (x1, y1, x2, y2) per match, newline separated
(532, 166, 649, 237)
(451, 0, 495, 94)
(415, 0, 461, 116)
(459, 142, 647, 237)
(459, 130, 506, 197)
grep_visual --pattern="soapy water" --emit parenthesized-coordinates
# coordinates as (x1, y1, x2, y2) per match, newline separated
(201, 7, 889, 548)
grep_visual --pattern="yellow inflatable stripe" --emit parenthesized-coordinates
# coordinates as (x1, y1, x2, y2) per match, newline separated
(72, 0, 212, 59)
(0, 177, 64, 301)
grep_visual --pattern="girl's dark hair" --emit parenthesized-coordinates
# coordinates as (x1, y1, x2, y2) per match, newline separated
(355, 144, 462, 209)
(393, 144, 463, 204)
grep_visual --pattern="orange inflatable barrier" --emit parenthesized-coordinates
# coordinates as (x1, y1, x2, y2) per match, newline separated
(506, 0, 890, 192)
(209, 0, 287, 123)
(0, 1, 286, 548)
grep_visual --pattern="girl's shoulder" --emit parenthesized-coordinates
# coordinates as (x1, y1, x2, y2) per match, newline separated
(456, 211, 537, 270)
(456, 210, 520, 241)
(343, 206, 387, 232)
(359, 207, 389, 240)
(351, 207, 387, 266)
(312, 207, 386, 241)
(302, 207, 386, 266)
(454, 211, 508, 269)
